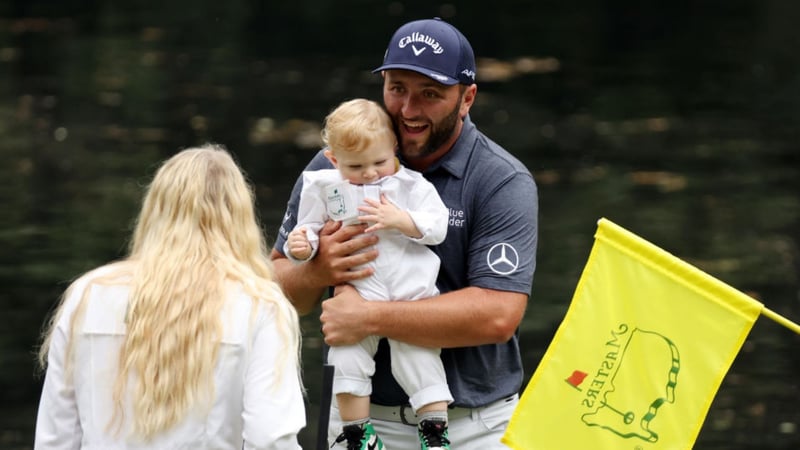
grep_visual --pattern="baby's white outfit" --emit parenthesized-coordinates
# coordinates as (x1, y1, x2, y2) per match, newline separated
(285, 167, 453, 410)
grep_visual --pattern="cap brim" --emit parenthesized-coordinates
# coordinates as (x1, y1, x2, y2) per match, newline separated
(372, 64, 460, 86)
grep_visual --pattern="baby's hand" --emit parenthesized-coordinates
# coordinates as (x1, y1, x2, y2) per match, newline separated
(359, 194, 397, 232)
(359, 194, 419, 237)
(287, 227, 312, 260)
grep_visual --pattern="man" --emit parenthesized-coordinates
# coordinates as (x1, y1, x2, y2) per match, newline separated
(271, 17, 538, 450)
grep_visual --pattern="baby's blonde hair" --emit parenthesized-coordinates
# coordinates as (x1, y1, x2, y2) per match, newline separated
(322, 98, 397, 155)
(38, 144, 302, 440)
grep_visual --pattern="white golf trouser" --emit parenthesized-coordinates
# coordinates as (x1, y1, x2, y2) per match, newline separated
(328, 335, 453, 411)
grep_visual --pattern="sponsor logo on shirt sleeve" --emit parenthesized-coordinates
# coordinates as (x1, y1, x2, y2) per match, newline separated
(486, 243, 520, 275)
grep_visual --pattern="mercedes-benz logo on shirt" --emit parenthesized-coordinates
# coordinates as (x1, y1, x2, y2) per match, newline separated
(486, 243, 520, 275)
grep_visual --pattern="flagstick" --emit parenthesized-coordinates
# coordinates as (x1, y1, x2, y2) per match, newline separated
(761, 307, 800, 335)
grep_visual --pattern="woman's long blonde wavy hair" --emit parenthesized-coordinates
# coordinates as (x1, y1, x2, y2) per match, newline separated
(38, 144, 302, 440)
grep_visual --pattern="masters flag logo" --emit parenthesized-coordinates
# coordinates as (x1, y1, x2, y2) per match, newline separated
(502, 218, 764, 450)
(566, 324, 680, 444)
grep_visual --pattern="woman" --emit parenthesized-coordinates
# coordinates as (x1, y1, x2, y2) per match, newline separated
(35, 144, 306, 449)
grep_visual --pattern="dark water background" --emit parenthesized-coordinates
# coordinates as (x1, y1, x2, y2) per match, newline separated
(2, 1, 799, 448)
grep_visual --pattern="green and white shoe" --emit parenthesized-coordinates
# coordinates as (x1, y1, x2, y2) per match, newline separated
(418, 418, 450, 450)
(332, 421, 385, 450)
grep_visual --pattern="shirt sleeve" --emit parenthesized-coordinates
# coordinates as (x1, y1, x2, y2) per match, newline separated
(283, 171, 328, 263)
(405, 173, 449, 246)
(274, 150, 335, 256)
(468, 172, 538, 294)
(241, 300, 305, 450)
(34, 297, 83, 449)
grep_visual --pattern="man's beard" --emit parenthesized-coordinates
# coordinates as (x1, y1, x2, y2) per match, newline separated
(396, 97, 462, 160)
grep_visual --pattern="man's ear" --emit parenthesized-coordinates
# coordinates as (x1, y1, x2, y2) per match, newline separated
(323, 149, 338, 167)
(460, 84, 477, 118)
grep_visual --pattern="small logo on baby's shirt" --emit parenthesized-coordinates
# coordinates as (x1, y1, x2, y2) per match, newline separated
(325, 181, 360, 222)
(325, 182, 382, 223)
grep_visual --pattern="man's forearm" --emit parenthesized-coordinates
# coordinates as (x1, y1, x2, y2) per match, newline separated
(270, 250, 325, 315)
(363, 286, 527, 348)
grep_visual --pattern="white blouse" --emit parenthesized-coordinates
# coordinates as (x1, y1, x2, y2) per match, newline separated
(34, 267, 305, 450)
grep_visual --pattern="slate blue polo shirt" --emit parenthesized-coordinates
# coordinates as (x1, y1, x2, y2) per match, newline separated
(274, 116, 538, 408)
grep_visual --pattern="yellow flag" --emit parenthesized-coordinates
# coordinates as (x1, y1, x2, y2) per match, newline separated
(503, 218, 763, 450)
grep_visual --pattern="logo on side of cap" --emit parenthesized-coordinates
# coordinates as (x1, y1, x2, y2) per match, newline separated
(398, 32, 445, 55)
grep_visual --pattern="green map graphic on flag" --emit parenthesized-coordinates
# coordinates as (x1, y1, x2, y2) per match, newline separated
(566, 324, 680, 443)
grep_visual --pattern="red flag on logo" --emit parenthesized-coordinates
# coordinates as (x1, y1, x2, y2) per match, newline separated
(565, 370, 588, 390)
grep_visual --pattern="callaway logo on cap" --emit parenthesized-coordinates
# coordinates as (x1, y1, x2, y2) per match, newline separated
(373, 17, 477, 86)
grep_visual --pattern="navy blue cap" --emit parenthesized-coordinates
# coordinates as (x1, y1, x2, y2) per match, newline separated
(373, 18, 476, 86)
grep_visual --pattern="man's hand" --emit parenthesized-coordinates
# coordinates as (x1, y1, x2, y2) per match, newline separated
(315, 221, 379, 286)
(320, 284, 373, 346)
(271, 220, 379, 315)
